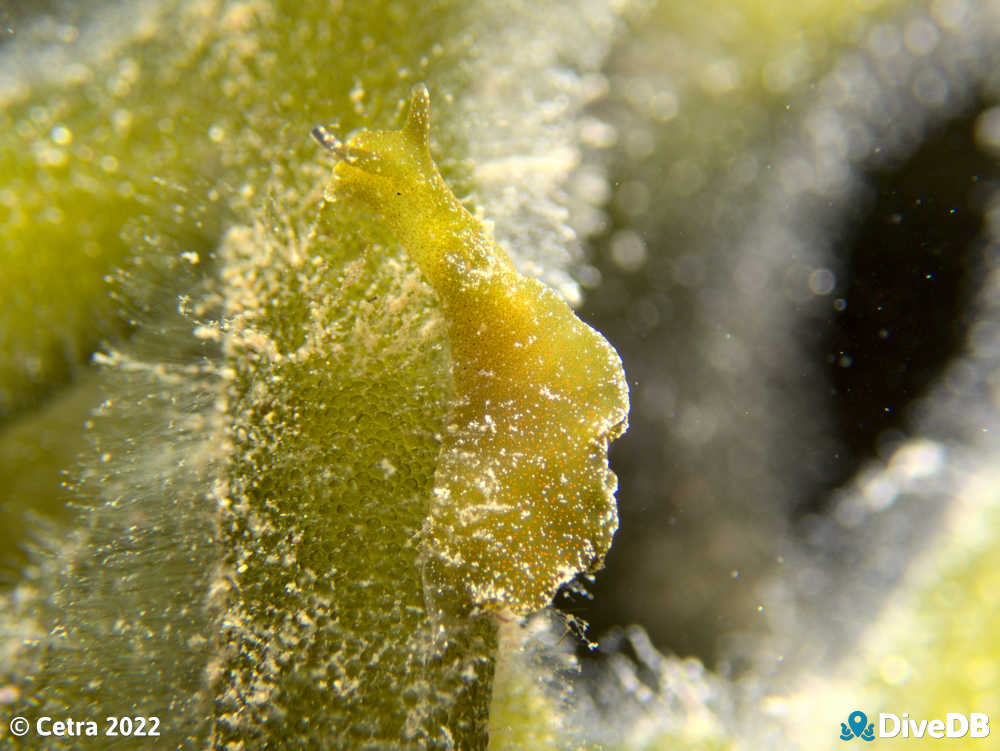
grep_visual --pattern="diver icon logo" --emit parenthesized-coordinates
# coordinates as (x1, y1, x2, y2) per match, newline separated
(838, 710, 990, 740)
(841, 710, 876, 741)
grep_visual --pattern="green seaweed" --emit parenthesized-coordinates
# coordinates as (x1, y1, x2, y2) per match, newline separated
(1, 1, 505, 747)
(210, 84, 628, 748)
(0, 0, 472, 421)
(211, 209, 497, 747)
(2, 1, 629, 744)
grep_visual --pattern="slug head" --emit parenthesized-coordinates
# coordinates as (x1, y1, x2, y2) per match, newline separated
(312, 84, 440, 214)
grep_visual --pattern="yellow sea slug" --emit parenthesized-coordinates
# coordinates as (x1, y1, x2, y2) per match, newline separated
(313, 85, 629, 617)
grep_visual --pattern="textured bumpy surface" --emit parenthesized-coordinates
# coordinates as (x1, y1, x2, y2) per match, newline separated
(212, 215, 497, 748)
(0, 1, 630, 747)
(214, 203, 504, 748)
(211, 87, 628, 748)
(210, 84, 626, 748)
(319, 86, 630, 617)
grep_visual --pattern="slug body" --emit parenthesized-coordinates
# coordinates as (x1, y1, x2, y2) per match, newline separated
(314, 85, 629, 616)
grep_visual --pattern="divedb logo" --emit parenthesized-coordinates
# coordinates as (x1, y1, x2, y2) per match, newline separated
(840, 710, 991, 741)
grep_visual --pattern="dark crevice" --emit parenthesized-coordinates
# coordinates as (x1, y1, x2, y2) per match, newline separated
(567, 100, 999, 665)
(796, 104, 998, 515)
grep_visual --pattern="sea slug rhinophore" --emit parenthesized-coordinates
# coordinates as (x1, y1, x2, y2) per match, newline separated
(313, 84, 629, 617)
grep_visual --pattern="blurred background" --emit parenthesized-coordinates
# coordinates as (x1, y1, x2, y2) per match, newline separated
(565, 0, 1000, 670)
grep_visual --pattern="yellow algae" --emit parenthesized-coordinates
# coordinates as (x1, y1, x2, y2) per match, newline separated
(314, 85, 629, 616)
